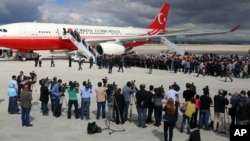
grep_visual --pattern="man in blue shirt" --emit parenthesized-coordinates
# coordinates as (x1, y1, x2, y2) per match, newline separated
(51, 79, 62, 117)
(80, 81, 93, 120)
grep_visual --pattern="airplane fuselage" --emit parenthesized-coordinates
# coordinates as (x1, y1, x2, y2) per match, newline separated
(0, 22, 152, 51)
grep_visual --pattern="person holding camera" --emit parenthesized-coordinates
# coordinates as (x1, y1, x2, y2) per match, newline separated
(199, 86, 212, 130)
(80, 81, 93, 120)
(51, 79, 62, 117)
(67, 81, 80, 119)
(213, 89, 229, 133)
(114, 88, 125, 124)
(95, 82, 108, 119)
(122, 81, 137, 122)
(136, 84, 149, 128)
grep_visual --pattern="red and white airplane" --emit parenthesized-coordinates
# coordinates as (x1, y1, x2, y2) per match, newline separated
(0, 3, 240, 56)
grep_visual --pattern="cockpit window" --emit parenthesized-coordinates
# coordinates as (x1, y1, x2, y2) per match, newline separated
(3, 29, 7, 32)
(0, 29, 2, 32)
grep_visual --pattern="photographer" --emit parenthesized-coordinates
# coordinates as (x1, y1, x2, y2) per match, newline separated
(51, 79, 62, 117)
(114, 88, 125, 124)
(95, 82, 108, 119)
(229, 92, 240, 125)
(199, 86, 212, 130)
(213, 89, 229, 133)
(67, 81, 80, 119)
(23, 72, 37, 92)
(80, 81, 93, 120)
(122, 81, 137, 122)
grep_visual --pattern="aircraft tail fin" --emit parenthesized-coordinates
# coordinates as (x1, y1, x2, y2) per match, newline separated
(147, 3, 170, 33)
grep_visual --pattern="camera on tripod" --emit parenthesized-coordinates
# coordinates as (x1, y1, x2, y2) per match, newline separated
(69, 81, 79, 88)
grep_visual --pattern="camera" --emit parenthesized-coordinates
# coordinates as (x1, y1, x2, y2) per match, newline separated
(60, 83, 68, 96)
(102, 76, 108, 86)
(39, 77, 51, 86)
(29, 71, 37, 80)
(203, 85, 209, 95)
(69, 81, 79, 88)
(130, 80, 136, 89)
(218, 89, 228, 97)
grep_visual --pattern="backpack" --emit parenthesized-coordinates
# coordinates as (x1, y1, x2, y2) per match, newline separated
(236, 99, 249, 120)
(87, 122, 102, 134)
(189, 129, 201, 141)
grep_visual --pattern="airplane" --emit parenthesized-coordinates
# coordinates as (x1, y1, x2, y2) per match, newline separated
(0, 3, 240, 61)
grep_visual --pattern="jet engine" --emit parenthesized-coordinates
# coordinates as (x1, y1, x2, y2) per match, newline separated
(96, 42, 126, 55)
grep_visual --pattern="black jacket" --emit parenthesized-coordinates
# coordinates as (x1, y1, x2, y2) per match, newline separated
(40, 85, 50, 102)
(214, 95, 229, 113)
(136, 89, 149, 108)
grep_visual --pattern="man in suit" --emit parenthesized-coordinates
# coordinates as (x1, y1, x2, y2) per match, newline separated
(17, 71, 26, 100)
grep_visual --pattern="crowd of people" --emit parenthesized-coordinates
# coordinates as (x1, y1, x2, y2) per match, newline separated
(95, 52, 250, 80)
(6, 63, 250, 140)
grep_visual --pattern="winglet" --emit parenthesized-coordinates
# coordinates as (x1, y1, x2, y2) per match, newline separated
(230, 24, 241, 32)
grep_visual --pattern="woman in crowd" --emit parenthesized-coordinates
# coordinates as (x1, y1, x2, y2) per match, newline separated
(163, 98, 177, 141)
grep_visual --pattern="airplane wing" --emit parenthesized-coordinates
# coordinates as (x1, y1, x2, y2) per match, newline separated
(87, 24, 240, 45)
(161, 37, 184, 56)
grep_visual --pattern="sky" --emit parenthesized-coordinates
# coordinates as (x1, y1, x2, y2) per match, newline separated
(0, 0, 249, 42)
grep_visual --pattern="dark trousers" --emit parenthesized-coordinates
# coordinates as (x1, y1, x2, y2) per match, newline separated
(8, 96, 19, 114)
(41, 101, 48, 115)
(114, 105, 124, 124)
(146, 104, 154, 123)
(191, 108, 199, 128)
(154, 106, 163, 126)
(164, 121, 175, 141)
(21, 108, 31, 126)
(68, 100, 79, 119)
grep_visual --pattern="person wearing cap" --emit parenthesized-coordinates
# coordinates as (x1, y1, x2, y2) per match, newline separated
(213, 89, 229, 133)
(122, 81, 137, 122)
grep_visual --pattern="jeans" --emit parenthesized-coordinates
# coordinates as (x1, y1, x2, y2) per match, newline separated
(21, 108, 31, 126)
(123, 101, 130, 121)
(52, 99, 60, 115)
(96, 101, 106, 119)
(81, 98, 90, 120)
(164, 121, 175, 141)
(42, 101, 48, 115)
(199, 109, 210, 128)
(181, 114, 191, 133)
(137, 106, 147, 127)
(68, 100, 79, 119)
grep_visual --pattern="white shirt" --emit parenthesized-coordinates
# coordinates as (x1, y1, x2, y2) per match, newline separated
(165, 89, 181, 103)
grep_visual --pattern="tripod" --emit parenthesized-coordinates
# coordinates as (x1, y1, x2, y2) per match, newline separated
(129, 93, 136, 123)
(103, 91, 125, 135)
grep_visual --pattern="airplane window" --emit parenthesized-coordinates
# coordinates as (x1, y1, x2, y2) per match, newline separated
(0, 29, 2, 32)
(3, 29, 7, 32)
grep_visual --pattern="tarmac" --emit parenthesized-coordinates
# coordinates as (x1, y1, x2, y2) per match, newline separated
(0, 44, 249, 141)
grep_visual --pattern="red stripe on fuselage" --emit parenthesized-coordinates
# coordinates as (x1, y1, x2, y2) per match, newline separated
(0, 36, 151, 51)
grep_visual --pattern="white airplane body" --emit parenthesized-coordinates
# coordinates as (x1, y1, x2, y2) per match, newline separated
(0, 3, 240, 56)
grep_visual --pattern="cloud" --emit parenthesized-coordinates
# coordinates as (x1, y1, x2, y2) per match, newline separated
(0, 0, 249, 41)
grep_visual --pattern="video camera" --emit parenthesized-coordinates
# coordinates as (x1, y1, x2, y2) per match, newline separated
(69, 81, 79, 88)
(130, 80, 136, 89)
(29, 71, 37, 80)
(39, 77, 51, 86)
(203, 85, 209, 95)
(219, 89, 228, 97)
(102, 76, 108, 86)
